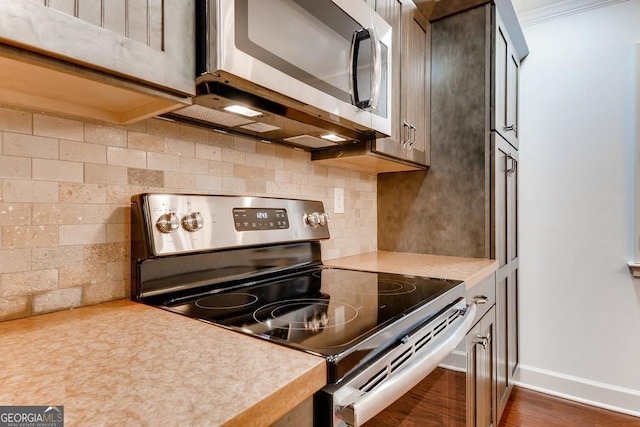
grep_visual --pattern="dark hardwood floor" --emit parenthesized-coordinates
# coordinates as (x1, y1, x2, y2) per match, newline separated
(500, 387, 640, 427)
(364, 370, 640, 426)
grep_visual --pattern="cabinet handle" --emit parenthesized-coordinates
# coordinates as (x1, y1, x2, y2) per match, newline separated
(473, 295, 489, 305)
(401, 120, 411, 148)
(408, 124, 417, 149)
(504, 124, 517, 133)
(475, 333, 491, 350)
(507, 155, 517, 176)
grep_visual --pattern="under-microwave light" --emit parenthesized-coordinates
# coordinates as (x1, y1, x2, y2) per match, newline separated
(223, 105, 262, 117)
(321, 134, 346, 142)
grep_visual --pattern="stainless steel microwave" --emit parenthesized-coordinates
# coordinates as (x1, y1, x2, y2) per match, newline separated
(167, 0, 392, 150)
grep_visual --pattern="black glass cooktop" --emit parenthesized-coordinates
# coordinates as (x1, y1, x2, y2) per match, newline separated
(156, 266, 463, 380)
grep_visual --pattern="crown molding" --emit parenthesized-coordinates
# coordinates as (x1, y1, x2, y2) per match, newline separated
(518, 0, 628, 26)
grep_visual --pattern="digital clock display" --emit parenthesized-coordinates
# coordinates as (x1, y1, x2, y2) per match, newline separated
(233, 208, 289, 231)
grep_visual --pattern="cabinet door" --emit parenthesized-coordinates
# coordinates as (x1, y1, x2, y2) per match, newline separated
(507, 149, 519, 387)
(402, 0, 431, 166)
(372, 0, 430, 167)
(493, 133, 518, 264)
(507, 265, 519, 382)
(493, 10, 508, 141)
(494, 132, 518, 420)
(492, 9, 519, 149)
(507, 148, 519, 262)
(0, 0, 194, 95)
(496, 265, 519, 419)
(494, 138, 509, 268)
(495, 271, 508, 416)
(468, 306, 496, 427)
(505, 49, 520, 149)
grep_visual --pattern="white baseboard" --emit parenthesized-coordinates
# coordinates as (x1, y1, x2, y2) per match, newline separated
(515, 364, 640, 418)
(440, 349, 467, 373)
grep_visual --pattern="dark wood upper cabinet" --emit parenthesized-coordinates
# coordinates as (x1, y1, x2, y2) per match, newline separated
(0, 1, 194, 124)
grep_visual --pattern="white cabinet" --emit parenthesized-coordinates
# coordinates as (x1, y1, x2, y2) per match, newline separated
(0, 0, 194, 124)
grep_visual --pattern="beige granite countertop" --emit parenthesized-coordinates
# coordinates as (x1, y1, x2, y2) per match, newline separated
(0, 300, 326, 427)
(324, 251, 498, 289)
(0, 251, 496, 426)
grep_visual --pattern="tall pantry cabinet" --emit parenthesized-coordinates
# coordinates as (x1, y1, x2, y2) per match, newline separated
(377, 0, 528, 423)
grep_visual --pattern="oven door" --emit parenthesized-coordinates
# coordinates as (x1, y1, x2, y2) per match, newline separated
(204, 0, 392, 137)
(364, 304, 496, 427)
(316, 302, 477, 427)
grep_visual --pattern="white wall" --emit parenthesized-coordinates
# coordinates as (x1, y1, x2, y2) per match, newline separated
(518, 0, 640, 415)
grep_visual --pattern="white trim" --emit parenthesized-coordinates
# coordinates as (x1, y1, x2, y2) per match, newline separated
(440, 349, 467, 373)
(628, 261, 640, 277)
(635, 44, 640, 265)
(515, 364, 640, 417)
(518, 0, 629, 26)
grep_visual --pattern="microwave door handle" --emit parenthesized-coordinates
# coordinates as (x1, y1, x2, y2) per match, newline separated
(349, 27, 381, 110)
(348, 29, 360, 107)
(368, 25, 382, 111)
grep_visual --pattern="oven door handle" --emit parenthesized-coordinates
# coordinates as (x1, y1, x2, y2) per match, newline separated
(337, 303, 477, 427)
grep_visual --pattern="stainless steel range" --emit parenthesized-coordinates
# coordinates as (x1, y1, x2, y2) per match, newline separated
(130, 193, 476, 426)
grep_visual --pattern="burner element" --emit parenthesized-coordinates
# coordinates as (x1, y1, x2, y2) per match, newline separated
(340, 278, 417, 295)
(253, 298, 358, 331)
(378, 278, 417, 295)
(195, 293, 259, 310)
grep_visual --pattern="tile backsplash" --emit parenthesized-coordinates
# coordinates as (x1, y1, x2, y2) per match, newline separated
(0, 106, 377, 321)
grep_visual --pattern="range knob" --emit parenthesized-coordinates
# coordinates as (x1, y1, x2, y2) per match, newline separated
(305, 212, 329, 227)
(156, 212, 179, 233)
(182, 212, 204, 232)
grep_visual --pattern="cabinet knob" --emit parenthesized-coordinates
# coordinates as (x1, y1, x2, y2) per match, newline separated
(504, 124, 517, 133)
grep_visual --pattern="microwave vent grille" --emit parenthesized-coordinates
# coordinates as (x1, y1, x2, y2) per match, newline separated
(171, 105, 254, 128)
(282, 135, 337, 149)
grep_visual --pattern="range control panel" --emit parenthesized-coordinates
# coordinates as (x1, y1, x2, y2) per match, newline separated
(133, 193, 330, 256)
(233, 208, 289, 231)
